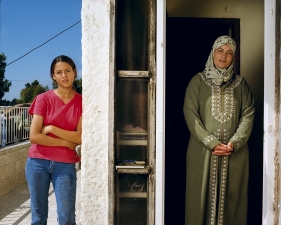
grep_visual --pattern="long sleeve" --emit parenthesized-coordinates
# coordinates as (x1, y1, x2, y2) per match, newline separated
(229, 79, 255, 151)
(183, 74, 222, 151)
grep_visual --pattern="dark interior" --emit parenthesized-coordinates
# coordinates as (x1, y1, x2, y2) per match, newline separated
(165, 17, 263, 225)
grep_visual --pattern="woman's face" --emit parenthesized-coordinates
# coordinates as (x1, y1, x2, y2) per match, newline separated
(213, 44, 234, 69)
(52, 62, 76, 88)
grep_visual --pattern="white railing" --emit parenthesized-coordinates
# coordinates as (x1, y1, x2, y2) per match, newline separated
(0, 106, 32, 147)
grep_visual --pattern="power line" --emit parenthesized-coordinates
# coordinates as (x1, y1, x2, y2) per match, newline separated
(6, 20, 81, 67)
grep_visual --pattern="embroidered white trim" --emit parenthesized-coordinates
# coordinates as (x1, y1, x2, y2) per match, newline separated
(230, 134, 242, 150)
(200, 73, 242, 124)
(208, 155, 229, 225)
(202, 134, 217, 146)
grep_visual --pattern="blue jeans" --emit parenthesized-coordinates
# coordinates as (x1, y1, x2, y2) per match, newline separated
(25, 157, 77, 225)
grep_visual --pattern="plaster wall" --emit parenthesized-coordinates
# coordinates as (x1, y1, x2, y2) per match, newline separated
(80, 0, 115, 224)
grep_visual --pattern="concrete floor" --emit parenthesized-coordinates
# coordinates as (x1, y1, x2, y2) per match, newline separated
(0, 170, 81, 225)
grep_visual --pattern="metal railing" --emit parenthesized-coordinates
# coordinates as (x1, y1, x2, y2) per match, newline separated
(0, 107, 32, 147)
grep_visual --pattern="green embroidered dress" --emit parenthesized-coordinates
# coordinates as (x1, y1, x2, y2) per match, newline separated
(183, 72, 255, 225)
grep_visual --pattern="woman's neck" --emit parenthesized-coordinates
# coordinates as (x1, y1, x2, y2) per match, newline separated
(55, 88, 74, 99)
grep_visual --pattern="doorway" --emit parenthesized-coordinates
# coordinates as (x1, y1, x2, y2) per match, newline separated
(165, 17, 262, 225)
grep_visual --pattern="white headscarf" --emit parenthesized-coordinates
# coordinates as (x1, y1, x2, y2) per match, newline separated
(204, 36, 236, 86)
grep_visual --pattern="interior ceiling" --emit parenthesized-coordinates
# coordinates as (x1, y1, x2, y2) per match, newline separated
(166, 0, 189, 17)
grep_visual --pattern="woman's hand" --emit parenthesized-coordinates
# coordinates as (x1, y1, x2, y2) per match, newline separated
(41, 125, 52, 135)
(226, 142, 234, 150)
(212, 142, 233, 156)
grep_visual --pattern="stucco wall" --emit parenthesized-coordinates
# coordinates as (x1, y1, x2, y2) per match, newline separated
(0, 141, 31, 197)
(81, 0, 115, 224)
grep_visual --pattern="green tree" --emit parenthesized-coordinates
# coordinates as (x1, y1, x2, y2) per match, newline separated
(52, 78, 82, 95)
(11, 98, 18, 105)
(0, 53, 12, 100)
(73, 78, 82, 94)
(19, 80, 48, 103)
(0, 98, 19, 106)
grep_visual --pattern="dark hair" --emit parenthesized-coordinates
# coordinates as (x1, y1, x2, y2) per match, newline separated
(50, 55, 77, 82)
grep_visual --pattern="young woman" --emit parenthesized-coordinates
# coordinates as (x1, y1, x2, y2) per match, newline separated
(25, 55, 82, 225)
(183, 36, 255, 225)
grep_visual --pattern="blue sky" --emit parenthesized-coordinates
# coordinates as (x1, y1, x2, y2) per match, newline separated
(0, 0, 82, 101)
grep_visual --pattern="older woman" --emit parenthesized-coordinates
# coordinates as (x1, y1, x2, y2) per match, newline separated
(183, 36, 255, 225)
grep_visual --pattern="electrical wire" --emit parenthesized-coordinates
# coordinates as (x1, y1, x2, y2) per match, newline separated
(6, 20, 81, 67)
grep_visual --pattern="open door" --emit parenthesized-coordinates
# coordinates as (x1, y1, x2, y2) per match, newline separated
(165, 17, 240, 225)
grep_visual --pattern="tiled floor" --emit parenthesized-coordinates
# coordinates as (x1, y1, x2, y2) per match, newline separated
(0, 170, 81, 225)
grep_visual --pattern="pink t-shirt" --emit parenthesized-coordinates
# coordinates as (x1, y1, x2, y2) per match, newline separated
(28, 90, 82, 163)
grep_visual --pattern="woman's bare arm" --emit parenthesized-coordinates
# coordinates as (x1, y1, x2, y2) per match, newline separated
(29, 114, 77, 150)
(41, 117, 82, 145)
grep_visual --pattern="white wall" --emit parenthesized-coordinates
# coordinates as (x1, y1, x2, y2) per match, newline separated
(81, 0, 115, 224)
